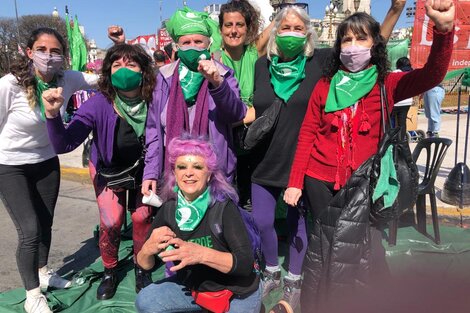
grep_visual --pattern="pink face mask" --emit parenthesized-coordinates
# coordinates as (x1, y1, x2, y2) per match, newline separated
(339, 45, 371, 73)
(32, 51, 63, 77)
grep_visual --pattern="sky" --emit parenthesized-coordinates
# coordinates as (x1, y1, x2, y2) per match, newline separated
(0, 0, 413, 49)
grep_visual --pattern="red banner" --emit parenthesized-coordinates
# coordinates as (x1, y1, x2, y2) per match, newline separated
(127, 34, 157, 52)
(410, 0, 470, 70)
(158, 28, 173, 51)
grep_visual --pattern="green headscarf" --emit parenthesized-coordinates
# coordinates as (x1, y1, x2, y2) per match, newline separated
(166, 6, 221, 53)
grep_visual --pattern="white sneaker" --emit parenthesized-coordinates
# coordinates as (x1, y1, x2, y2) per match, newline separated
(39, 268, 72, 290)
(24, 294, 52, 313)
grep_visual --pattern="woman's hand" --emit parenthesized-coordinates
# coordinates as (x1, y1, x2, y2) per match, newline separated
(42, 87, 64, 119)
(141, 179, 157, 197)
(284, 187, 302, 207)
(108, 25, 125, 44)
(425, 0, 455, 33)
(159, 237, 234, 273)
(198, 59, 224, 88)
(137, 226, 176, 270)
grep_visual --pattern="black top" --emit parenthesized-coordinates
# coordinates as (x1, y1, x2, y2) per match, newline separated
(251, 49, 331, 187)
(149, 199, 259, 296)
(111, 118, 143, 167)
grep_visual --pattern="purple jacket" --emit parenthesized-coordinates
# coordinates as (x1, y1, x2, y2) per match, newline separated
(143, 61, 246, 182)
(47, 93, 120, 174)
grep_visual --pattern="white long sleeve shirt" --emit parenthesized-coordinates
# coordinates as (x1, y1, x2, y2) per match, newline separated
(0, 71, 98, 165)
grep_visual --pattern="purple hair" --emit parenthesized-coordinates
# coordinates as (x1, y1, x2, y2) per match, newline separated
(161, 134, 239, 205)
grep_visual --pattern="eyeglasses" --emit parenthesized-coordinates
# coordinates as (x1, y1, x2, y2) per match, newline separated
(276, 2, 309, 14)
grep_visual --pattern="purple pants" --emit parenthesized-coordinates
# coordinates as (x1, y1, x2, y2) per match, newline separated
(251, 183, 307, 275)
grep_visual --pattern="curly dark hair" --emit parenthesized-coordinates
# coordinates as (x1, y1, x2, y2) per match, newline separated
(219, 0, 260, 45)
(99, 44, 156, 103)
(10, 27, 67, 108)
(324, 13, 390, 84)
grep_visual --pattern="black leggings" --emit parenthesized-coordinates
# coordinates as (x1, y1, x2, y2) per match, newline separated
(0, 157, 60, 290)
(391, 106, 410, 141)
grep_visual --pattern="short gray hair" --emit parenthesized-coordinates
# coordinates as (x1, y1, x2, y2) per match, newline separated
(267, 6, 317, 60)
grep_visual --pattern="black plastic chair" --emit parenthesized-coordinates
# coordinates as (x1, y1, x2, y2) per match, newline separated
(388, 137, 452, 245)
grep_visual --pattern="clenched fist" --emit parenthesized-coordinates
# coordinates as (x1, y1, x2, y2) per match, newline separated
(42, 87, 64, 119)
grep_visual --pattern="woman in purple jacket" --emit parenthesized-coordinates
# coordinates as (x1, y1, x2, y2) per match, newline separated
(43, 44, 156, 300)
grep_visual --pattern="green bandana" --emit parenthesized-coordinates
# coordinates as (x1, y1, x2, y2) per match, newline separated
(179, 62, 204, 104)
(269, 54, 307, 103)
(325, 65, 378, 113)
(114, 94, 147, 137)
(175, 186, 211, 231)
(221, 45, 258, 106)
(35, 76, 57, 121)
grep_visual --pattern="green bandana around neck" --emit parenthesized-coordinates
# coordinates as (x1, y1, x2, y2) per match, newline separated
(325, 65, 378, 113)
(221, 45, 258, 106)
(35, 76, 57, 121)
(114, 94, 147, 137)
(179, 62, 205, 104)
(175, 186, 211, 231)
(269, 54, 307, 103)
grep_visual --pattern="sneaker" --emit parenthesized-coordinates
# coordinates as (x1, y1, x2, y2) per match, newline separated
(281, 277, 301, 311)
(24, 294, 52, 313)
(262, 269, 281, 299)
(39, 268, 72, 290)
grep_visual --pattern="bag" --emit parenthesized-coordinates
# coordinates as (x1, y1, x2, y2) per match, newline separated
(369, 85, 419, 225)
(209, 201, 263, 273)
(98, 157, 143, 191)
(191, 289, 233, 313)
(232, 124, 249, 152)
(243, 97, 282, 150)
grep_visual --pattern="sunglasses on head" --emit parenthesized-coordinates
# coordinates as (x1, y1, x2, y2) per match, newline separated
(277, 2, 309, 13)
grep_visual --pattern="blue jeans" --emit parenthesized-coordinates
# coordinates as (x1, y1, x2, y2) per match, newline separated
(424, 85, 445, 133)
(135, 276, 263, 313)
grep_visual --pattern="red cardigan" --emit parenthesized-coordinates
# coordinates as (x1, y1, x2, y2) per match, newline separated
(288, 28, 454, 190)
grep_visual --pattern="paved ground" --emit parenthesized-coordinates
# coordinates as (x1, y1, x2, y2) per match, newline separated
(0, 179, 99, 292)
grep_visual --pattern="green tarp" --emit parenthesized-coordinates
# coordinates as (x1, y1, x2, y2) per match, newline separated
(387, 38, 409, 70)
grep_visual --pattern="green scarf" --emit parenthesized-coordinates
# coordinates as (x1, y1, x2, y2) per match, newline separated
(372, 145, 400, 208)
(113, 94, 147, 137)
(35, 76, 57, 121)
(325, 65, 378, 113)
(221, 45, 258, 107)
(179, 62, 204, 105)
(175, 187, 211, 231)
(269, 54, 307, 103)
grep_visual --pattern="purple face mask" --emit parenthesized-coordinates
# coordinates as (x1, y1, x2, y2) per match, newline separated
(339, 45, 371, 73)
(32, 51, 63, 77)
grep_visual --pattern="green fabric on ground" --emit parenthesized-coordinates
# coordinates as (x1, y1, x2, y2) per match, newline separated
(1, 225, 470, 312)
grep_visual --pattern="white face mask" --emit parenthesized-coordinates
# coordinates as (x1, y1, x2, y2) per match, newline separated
(32, 51, 63, 77)
(339, 45, 371, 72)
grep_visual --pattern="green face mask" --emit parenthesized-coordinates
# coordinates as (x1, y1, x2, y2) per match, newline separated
(275, 32, 307, 59)
(111, 67, 142, 91)
(178, 46, 211, 72)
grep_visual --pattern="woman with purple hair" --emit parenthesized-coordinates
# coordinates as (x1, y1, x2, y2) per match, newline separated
(135, 135, 261, 313)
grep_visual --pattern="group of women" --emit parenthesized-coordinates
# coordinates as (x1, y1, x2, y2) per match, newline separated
(0, 0, 455, 312)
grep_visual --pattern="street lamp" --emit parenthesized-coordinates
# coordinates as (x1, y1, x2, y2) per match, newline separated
(52, 7, 59, 18)
(354, 0, 361, 12)
(325, 2, 338, 40)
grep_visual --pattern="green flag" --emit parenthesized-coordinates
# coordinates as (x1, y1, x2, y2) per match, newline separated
(65, 13, 73, 55)
(386, 39, 409, 70)
(70, 15, 87, 72)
